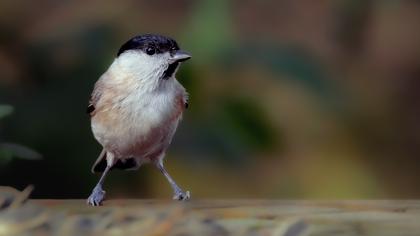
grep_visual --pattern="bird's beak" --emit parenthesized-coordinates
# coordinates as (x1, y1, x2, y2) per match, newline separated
(169, 50, 191, 64)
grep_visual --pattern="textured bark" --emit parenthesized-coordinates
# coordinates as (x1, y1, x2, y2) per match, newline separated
(1, 186, 420, 235)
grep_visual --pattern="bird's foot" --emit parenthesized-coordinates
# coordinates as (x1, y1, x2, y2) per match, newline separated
(87, 186, 106, 206)
(173, 190, 190, 201)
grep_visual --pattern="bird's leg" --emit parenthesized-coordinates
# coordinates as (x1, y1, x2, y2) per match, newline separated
(87, 153, 115, 206)
(156, 161, 190, 201)
(87, 165, 111, 206)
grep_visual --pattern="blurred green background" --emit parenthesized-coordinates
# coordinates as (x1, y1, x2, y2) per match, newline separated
(1, 0, 420, 199)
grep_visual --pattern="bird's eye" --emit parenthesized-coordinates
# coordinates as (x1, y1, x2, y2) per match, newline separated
(146, 46, 155, 55)
(171, 46, 177, 52)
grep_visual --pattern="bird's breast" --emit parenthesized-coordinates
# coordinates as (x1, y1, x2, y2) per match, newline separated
(91, 79, 186, 157)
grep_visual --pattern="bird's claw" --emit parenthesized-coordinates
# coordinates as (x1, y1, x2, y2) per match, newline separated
(87, 186, 106, 206)
(173, 190, 190, 201)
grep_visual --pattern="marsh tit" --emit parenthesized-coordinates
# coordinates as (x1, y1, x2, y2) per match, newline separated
(86, 34, 191, 206)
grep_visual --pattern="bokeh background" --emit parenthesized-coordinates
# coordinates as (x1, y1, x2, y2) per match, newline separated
(1, 0, 420, 199)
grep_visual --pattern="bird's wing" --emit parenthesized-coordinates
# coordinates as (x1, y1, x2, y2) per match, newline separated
(183, 93, 189, 109)
(87, 75, 106, 116)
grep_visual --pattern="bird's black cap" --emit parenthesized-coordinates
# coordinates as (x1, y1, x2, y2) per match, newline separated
(117, 34, 180, 56)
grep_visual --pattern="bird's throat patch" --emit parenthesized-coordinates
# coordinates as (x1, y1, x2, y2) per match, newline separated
(163, 62, 179, 79)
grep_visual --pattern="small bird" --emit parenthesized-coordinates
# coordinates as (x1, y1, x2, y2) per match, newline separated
(86, 34, 191, 206)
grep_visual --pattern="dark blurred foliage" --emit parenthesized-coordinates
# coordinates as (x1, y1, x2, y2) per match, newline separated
(1, 0, 420, 199)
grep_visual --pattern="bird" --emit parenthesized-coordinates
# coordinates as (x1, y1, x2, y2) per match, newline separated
(86, 34, 191, 206)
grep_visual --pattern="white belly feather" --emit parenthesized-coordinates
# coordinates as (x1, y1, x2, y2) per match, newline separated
(91, 77, 185, 160)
